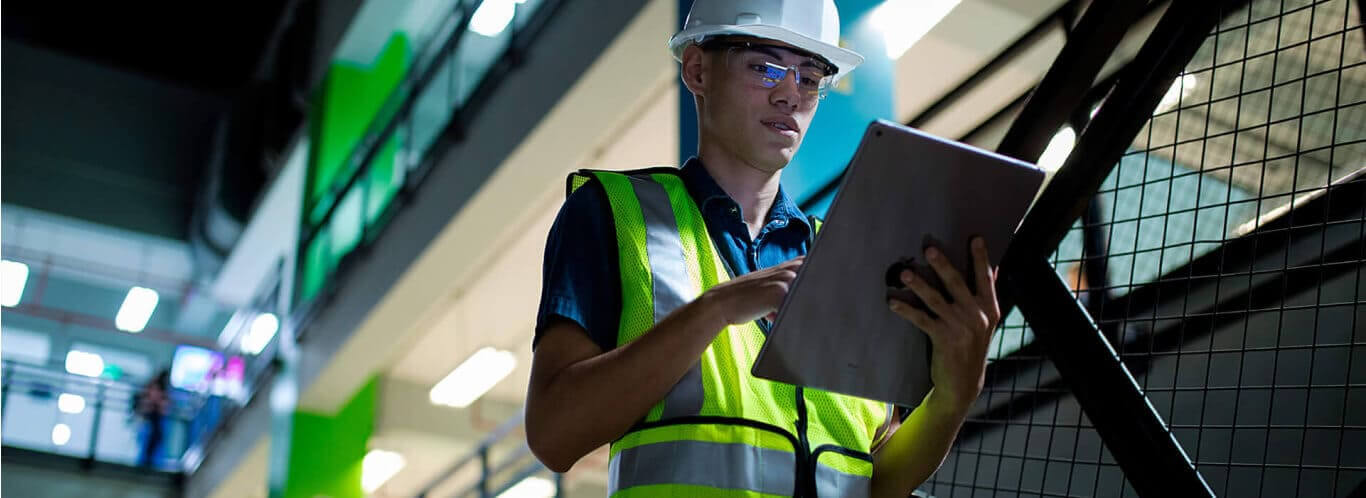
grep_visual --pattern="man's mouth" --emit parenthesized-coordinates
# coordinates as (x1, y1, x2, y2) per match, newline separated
(763, 119, 799, 136)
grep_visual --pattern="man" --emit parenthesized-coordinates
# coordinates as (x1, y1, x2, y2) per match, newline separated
(527, 1, 1000, 496)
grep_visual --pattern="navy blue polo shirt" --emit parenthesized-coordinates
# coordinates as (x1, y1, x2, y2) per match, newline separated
(535, 158, 814, 351)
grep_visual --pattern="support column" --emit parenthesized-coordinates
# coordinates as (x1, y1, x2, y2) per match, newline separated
(268, 370, 377, 498)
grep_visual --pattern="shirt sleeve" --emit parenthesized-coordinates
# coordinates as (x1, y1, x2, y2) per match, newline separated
(534, 179, 621, 352)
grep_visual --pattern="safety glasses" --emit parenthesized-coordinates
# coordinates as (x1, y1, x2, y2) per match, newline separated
(702, 40, 835, 107)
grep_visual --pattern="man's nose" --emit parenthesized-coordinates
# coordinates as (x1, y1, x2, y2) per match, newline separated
(770, 69, 801, 108)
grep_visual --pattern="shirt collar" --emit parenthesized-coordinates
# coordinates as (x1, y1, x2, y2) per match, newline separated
(678, 157, 812, 234)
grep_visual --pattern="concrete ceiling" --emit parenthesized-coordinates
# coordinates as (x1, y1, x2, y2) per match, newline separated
(1, 3, 295, 94)
(1, 205, 231, 354)
(1, 40, 223, 241)
(0, 0, 357, 376)
(0, 3, 300, 240)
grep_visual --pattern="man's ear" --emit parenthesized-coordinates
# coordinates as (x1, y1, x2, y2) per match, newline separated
(680, 44, 707, 97)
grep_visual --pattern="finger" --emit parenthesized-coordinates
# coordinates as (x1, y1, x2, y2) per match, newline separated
(925, 246, 976, 313)
(768, 268, 798, 282)
(971, 238, 1000, 322)
(774, 258, 805, 272)
(889, 299, 941, 340)
(984, 268, 1001, 325)
(901, 269, 958, 322)
(971, 237, 991, 296)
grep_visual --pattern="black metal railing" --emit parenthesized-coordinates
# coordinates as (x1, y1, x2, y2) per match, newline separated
(919, 0, 1366, 496)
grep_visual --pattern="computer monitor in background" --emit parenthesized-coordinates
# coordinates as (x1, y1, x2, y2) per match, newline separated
(170, 345, 245, 398)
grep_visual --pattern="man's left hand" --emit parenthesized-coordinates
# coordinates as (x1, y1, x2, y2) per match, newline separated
(887, 236, 1001, 414)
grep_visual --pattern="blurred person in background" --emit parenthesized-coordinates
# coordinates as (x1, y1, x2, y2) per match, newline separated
(133, 369, 170, 468)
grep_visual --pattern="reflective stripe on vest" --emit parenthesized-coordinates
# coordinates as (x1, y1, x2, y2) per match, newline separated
(609, 423, 797, 496)
(568, 169, 887, 497)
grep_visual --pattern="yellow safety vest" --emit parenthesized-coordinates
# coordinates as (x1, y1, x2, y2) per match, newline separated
(567, 169, 891, 498)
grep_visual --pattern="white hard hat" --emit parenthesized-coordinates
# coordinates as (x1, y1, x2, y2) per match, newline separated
(669, 0, 864, 79)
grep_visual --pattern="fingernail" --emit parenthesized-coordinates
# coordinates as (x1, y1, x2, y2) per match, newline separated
(973, 237, 985, 250)
(901, 270, 913, 282)
(926, 247, 941, 260)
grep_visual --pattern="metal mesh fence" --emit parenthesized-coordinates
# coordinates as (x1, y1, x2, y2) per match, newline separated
(922, 0, 1366, 496)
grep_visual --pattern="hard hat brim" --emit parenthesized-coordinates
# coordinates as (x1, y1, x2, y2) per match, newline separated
(669, 24, 864, 79)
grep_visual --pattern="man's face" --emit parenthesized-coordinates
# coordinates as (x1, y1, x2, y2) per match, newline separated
(698, 40, 829, 173)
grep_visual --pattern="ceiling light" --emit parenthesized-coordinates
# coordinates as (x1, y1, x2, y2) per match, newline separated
(429, 347, 516, 408)
(65, 350, 105, 378)
(361, 449, 405, 493)
(470, 0, 529, 37)
(871, 0, 961, 59)
(217, 310, 253, 349)
(52, 423, 72, 446)
(241, 313, 280, 355)
(58, 393, 86, 414)
(1, 259, 30, 307)
(115, 286, 159, 333)
(498, 476, 556, 498)
(1156, 74, 1199, 113)
(1037, 127, 1077, 173)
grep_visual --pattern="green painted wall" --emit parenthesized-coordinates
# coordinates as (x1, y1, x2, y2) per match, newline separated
(305, 34, 411, 224)
(298, 34, 412, 304)
(279, 376, 377, 498)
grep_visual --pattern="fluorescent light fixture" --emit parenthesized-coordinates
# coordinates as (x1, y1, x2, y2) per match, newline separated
(498, 476, 556, 498)
(1037, 127, 1077, 173)
(470, 0, 529, 37)
(429, 347, 517, 408)
(115, 286, 159, 333)
(58, 393, 86, 414)
(52, 423, 72, 446)
(240, 313, 279, 355)
(361, 449, 406, 493)
(65, 350, 105, 378)
(871, 0, 961, 59)
(1156, 74, 1199, 113)
(1, 259, 29, 307)
(217, 310, 252, 349)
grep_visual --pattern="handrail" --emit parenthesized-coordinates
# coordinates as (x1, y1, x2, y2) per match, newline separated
(417, 412, 525, 496)
(0, 359, 215, 471)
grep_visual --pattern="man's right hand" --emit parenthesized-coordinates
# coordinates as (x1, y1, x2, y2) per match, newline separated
(527, 255, 804, 472)
(700, 256, 804, 326)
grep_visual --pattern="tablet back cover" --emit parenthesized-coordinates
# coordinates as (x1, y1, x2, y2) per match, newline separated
(751, 120, 1044, 406)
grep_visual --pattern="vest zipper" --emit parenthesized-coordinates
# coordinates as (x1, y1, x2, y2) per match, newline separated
(796, 386, 815, 497)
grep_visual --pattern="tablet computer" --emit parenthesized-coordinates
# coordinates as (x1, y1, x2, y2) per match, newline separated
(751, 120, 1045, 407)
